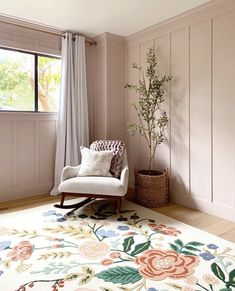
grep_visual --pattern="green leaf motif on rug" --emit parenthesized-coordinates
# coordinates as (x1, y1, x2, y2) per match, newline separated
(170, 239, 204, 256)
(122, 236, 134, 252)
(228, 269, 235, 287)
(211, 262, 226, 282)
(174, 239, 184, 248)
(186, 241, 204, 247)
(96, 266, 142, 284)
(130, 241, 151, 256)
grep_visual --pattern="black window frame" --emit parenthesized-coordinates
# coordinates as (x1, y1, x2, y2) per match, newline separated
(0, 46, 61, 113)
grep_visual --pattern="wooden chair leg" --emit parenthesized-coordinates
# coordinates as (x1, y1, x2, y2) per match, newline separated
(60, 193, 65, 206)
(116, 197, 121, 214)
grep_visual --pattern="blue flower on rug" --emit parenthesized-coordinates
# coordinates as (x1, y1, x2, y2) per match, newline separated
(117, 225, 129, 231)
(42, 210, 63, 217)
(97, 229, 118, 238)
(0, 271, 3, 277)
(199, 252, 215, 261)
(148, 288, 158, 291)
(56, 217, 67, 222)
(207, 243, 218, 249)
(0, 241, 11, 251)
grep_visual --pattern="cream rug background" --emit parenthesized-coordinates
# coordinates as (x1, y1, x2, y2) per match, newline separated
(0, 199, 234, 291)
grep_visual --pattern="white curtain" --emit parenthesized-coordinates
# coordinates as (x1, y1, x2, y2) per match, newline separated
(51, 32, 89, 195)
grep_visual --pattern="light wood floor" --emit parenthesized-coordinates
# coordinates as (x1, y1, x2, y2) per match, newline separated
(0, 193, 234, 243)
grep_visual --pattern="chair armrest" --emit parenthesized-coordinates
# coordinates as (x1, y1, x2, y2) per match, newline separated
(120, 166, 129, 194)
(61, 165, 81, 182)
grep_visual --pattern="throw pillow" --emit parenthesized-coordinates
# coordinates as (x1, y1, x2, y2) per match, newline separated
(90, 140, 125, 178)
(78, 146, 113, 177)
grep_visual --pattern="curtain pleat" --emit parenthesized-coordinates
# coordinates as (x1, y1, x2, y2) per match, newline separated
(50, 33, 89, 195)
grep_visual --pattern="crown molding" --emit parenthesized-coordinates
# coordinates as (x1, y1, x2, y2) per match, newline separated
(126, 0, 232, 42)
(0, 13, 64, 36)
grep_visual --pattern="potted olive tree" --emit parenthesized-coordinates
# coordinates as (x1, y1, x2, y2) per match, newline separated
(125, 47, 171, 207)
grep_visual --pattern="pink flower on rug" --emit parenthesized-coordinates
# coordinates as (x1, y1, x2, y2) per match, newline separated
(135, 249, 199, 280)
(203, 274, 220, 285)
(148, 223, 181, 236)
(109, 251, 121, 258)
(185, 275, 198, 285)
(79, 241, 109, 259)
(7, 241, 33, 261)
(100, 258, 113, 265)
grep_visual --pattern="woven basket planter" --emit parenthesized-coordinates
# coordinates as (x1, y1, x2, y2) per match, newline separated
(135, 169, 169, 208)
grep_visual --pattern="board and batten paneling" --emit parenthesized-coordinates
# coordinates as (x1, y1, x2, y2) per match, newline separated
(93, 33, 125, 142)
(139, 40, 154, 171)
(0, 121, 13, 188)
(170, 27, 189, 198)
(125, 45, 140, 186)
(190, 20, 211, 202)
(212, 11, 235, 208)
(125, 0, 235, 221)
(0, 114, 57, 202)
(153, 34, 171, 171)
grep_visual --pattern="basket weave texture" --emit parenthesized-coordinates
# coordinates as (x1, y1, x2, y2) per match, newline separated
(135, 169, 169, 208)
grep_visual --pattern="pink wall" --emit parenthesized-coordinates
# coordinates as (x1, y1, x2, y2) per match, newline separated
(93, 32, 125, 142)
(124, 0, 235, 221)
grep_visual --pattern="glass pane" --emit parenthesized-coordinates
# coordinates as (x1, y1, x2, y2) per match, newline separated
(38, 56, 61, 112)
(0, 48, 34, 111)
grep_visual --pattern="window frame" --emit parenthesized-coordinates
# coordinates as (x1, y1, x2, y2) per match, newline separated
(0, 46, 61, 113)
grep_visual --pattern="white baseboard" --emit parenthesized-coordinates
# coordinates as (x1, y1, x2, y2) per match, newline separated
(170, 191, 235, 222)
(0, 184, 53, 202)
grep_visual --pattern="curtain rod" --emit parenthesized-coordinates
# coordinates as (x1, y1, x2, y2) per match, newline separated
(62, 34, 97, 46)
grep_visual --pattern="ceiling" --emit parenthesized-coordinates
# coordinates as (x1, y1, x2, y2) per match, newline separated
(0, 0, 210, 37)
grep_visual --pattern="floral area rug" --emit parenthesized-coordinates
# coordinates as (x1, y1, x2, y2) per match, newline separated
(0, 198, 234, 291)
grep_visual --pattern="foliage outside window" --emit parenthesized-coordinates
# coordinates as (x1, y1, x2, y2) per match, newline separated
(0, 47, 61, 112)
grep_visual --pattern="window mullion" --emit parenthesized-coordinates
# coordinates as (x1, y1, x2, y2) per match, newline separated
(35, 55, 38, 112)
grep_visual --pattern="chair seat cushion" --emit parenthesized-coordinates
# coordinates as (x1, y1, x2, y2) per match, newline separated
(58, 176, 126, 196)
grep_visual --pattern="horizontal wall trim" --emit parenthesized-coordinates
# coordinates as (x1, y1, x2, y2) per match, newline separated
(0, 113, 58, 121)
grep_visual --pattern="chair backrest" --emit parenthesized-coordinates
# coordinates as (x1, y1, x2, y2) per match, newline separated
(90, 140, 125, 178)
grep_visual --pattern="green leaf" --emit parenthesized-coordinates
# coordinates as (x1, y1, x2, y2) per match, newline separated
(211, 262, 226, 282)
(122, 236, 134, 253)
(174, 239, 184, 247)
(130, 241, 151, 256)
(186, 241, 204, 247)
(169, 243, 180, 252)
(184, 245, 201, 252)
(96, 266, 142, 285)
(228, 269, 235, 286)
(180, 251, 197, 256)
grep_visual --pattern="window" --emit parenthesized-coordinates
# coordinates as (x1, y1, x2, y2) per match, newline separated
(0, 47, 61, 112)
